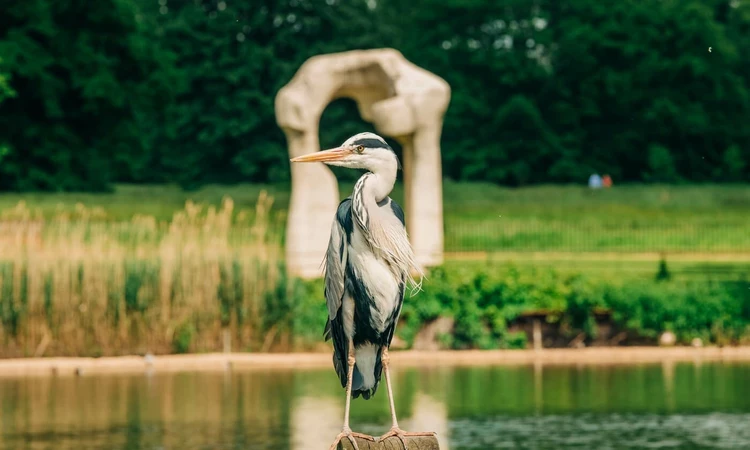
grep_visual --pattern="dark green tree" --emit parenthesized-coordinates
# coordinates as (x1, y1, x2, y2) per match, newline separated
(382, 0, 750, 184)
(0, 0, 177, 191)
(0, 57, 15, 164)
(1, 0, 749, 190)
(544, 0, 750, 182)
(0, 59, 12, 102)
(136, 0, 391, 188)
(720, 145, 747, 182)
(379, 0, 556, 182)
(464, 95, 562, 185)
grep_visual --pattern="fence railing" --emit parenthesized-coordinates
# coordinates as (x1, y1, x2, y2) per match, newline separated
(443, 219, 750, 253)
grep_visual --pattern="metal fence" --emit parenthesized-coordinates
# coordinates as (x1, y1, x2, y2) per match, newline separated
(443, 220, 750, 254)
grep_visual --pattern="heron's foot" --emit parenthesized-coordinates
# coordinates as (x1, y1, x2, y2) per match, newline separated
(377, 427, 436, 449)
(328, 427, 375, 450)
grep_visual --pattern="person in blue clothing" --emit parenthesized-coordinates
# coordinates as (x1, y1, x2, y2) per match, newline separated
(588, 173, 602, 189)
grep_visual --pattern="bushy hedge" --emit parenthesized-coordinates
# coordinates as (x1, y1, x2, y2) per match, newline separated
(291, 264, 750, 350)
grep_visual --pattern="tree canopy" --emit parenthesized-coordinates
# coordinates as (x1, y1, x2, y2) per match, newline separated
(0, 0, 748, 191)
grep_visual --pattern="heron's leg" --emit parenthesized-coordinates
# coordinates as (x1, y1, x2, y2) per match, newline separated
(329, 341, 374, 450)
(383, 346, 401, 429)
(377, 347, 436, 449)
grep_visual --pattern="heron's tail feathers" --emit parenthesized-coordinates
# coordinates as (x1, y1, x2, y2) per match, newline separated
(327, 321, 384, 400)
(350, 343, 383, 400)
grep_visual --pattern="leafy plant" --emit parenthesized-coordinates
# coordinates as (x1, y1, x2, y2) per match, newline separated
(397, 264, 750, 350)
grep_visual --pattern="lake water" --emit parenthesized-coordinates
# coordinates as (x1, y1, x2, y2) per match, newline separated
(1, 361, 750, 449)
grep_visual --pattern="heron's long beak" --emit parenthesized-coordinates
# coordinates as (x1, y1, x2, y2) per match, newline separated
(290, 146, 352, 163)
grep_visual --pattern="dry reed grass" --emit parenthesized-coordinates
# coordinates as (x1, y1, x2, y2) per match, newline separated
(0, 192, 288, 357)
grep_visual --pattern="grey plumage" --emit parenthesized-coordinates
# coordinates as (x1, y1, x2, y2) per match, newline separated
(290, 131, 427, 448)
(323, 194, 409, 399)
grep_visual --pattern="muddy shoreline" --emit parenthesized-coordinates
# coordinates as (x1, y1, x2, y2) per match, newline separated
(1, 346, 749, 378)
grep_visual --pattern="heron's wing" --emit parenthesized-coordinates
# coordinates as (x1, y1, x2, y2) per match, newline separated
(326, 291, 350, 389)
(323, 198, 352, 324)
(383, 275, 407, 347)
(323, 198, 353, 389)
(388, 197, 406, 227)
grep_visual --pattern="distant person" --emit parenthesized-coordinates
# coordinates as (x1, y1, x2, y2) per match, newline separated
(602, 174, 612, 188)
(588, 173, 602, 189)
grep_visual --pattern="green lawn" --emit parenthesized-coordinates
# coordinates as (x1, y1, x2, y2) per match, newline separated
(442, 255, 750, 282)
(0, 184, 288, 222)
(439, 182, 750, 252)
(1, 182, 749, 253)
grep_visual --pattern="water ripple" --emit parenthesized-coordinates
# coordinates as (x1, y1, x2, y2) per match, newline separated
(449, 413, 750, 450)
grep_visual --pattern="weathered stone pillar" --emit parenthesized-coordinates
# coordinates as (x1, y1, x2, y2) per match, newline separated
(275, 49, 450, 278)
(284, 130, 339, 278)
(410, 130, 445, 267)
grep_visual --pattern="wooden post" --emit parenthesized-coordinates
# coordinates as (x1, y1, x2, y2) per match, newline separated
(222, 328, 231, 353)
(532, 318, 542, 351)
(338, 436, 440, 449)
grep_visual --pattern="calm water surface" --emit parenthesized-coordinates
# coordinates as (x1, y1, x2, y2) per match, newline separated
(1, 361, 750, 449)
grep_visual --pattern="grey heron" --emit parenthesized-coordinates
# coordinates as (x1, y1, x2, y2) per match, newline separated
(291, 132, 432, 449)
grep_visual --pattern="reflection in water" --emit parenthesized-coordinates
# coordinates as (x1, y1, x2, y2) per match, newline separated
(290, 391, 451, 450)
(533, 360, 543, 415)
(1, 361, 749, 449)
(663, 358, 676, 412)
(291, 396, 341, 450)
(449, 413, 750, 449)
(407, 392, 450, 450)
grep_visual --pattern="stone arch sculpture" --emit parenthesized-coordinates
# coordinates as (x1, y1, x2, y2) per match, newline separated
(275, 48, 451, 278)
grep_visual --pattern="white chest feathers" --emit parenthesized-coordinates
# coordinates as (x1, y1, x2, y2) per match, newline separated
(349, 228, 401, 332)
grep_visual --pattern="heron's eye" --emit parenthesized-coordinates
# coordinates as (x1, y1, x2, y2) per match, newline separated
(355, 145, 365, 154)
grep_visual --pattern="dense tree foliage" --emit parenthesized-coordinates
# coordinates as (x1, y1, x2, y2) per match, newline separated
(134, 0, 390, 187)
(0, 0, 177, 190)
(0, 0, 748, 191)
(0, 57, 15, 163)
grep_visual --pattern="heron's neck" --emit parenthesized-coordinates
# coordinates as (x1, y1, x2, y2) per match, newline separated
(351, 165, 396, 235)
(362, 162, 397, 203)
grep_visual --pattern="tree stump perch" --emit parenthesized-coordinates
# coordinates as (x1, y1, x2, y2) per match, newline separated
(337, 435, 440, 450)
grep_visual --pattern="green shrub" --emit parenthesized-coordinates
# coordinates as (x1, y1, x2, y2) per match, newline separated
(393, 264, 750, 349)
(290, 277, 329, 346)
(606, 279, 750, 344)
(173, 321, 196, 354)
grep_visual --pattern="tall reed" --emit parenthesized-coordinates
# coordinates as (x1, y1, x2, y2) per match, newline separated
(0, 192, 291, 357)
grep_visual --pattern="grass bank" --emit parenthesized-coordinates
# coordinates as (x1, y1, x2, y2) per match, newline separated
(0, 183, 748, 358)
(3, 347, 750, 378)
(0, 192, 293, 357)
(1, 239, 748, 357)
(1, 182, 748, 252)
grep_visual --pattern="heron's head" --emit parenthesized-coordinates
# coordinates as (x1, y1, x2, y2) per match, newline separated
(290, 132, 399, 173)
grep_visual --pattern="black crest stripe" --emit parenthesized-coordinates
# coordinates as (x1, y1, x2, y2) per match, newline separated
(352, 138, 391, 149)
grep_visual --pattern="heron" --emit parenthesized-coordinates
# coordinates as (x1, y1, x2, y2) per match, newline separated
(290, 132, 433, 450)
